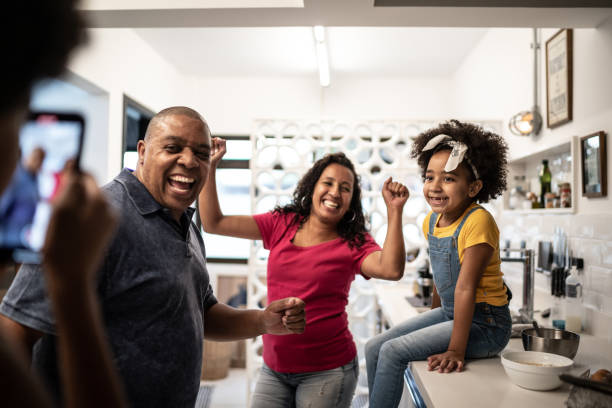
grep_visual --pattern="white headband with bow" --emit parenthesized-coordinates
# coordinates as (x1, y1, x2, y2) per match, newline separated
(422, 134, 480, 179)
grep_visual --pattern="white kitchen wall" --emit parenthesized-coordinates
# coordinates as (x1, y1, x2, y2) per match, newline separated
(185, 76, 323, 134)
(68, 28, 193, 182)
(30, 77, 110, 184)
(450, 28, 533, 127)
(186, 77, 453, 134)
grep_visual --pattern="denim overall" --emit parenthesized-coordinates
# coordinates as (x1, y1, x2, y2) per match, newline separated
(428, 205, 512, 347)
(365, 206, 512, 408)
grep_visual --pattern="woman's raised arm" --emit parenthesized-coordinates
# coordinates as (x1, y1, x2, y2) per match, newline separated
(198, 137, 261, 240)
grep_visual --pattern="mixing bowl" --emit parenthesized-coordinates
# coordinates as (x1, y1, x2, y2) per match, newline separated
(501, 351, 574, 390)
(522, 327, 580, 359)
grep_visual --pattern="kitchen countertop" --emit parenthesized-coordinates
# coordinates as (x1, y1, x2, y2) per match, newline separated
(374, 281, 612, 408)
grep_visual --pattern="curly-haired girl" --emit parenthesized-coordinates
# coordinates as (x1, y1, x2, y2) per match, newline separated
(365, 120, 512, 408)
(199, 141, 409, 408)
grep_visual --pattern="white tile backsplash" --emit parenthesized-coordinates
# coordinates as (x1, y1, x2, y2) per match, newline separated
(587, 265, 612, 295)
(602, 241, 612, 267)
(583, 290, 602, 311)
(497, 211, 612, 336)
(570, 221, 596, 239)
(593, 216, 612, 241)
(576, 239, 603, 266)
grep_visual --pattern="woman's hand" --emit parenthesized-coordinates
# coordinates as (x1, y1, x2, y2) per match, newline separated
(381, 177, 409, 210)
(261, 297, 306, 335)
(210, 137, 227, 169)
(427, 350, 466, 373)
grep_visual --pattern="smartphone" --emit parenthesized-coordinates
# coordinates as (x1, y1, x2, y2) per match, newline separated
(0, 112, 85, 263)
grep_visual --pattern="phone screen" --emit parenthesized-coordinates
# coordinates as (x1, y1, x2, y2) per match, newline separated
(0, 112, 84, 263)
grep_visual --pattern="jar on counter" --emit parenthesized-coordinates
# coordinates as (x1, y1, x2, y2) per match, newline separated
(559, 183, 571, 208)
(545, 192, 556, 208)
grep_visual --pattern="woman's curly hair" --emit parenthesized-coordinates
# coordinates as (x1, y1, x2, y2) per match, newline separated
(410, 120, 508, 203)
(274, 152, 367, 249)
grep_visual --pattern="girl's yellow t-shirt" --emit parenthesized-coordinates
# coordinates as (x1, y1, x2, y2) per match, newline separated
(422, 203, 508, 306)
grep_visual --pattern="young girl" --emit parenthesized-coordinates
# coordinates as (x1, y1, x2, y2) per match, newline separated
(365, 120, 512, 408)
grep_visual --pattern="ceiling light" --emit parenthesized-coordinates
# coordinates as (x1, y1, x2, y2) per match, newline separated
(508, 28, 542, 137)
(313, 25, 330, 87)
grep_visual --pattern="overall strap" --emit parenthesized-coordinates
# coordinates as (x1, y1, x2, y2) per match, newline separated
(428, 212, 439, 235)
(452, 205, 482, 239)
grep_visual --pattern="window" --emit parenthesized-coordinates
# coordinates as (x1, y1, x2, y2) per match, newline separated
(202, 136, 251, 262)
(122, 95, 153, 170)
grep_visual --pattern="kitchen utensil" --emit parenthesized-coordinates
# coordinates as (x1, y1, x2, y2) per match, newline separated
(501, 351, 574, 391)
(560, 373, 612, 396)
(551, 267, 567, 297)
(537, 241, 552, 272)
(511, 323, 533, 338)
(563, 371, 612, 408)
(522, 327, 580, 359)
(532, 320, 543, 337)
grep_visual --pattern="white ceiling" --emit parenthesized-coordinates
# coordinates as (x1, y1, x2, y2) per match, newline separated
(81, 0, 612, 28)
(81, 0, 304, 11)
(134, 27, 489, 77)
(84, 0, 611, 80)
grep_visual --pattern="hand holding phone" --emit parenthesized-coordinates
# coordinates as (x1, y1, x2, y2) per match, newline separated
(42, 171, 117, 290)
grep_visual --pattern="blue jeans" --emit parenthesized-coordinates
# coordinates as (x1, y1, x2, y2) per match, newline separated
(365, 303, 511, 408)
(250, 356, 359, 408)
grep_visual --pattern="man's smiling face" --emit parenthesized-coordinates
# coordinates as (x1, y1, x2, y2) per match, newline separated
(135, 114, 211, 221)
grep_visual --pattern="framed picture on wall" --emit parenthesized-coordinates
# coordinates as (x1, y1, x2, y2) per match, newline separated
(546, 28, 573, 129)
(581, 131, 607, 198)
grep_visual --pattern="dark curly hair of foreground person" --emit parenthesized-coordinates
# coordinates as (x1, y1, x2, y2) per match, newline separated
(410, 120, 508, 203)
(2, 0, 87, 114)
(274, 152, 368, 249)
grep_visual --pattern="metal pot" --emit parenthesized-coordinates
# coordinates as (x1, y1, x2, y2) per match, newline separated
(522, 327, 580, 359)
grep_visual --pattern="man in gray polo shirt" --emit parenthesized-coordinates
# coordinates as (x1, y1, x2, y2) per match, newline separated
(0, 106, 306, 408)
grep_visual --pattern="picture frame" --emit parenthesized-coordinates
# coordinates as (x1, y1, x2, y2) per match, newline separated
(546, 28, 573, 129)
(581, 131, 607, 198)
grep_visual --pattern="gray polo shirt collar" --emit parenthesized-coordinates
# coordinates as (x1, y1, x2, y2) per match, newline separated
(115, 168, 196, 220)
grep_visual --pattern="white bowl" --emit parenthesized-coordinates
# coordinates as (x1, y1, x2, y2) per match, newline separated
(501, 351, 574, 391)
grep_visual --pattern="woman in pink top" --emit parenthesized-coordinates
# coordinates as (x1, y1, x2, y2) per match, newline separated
(199, 138, 409, 408)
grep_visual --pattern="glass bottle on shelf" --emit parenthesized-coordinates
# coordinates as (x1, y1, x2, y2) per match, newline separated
(539, 159, 552, 208)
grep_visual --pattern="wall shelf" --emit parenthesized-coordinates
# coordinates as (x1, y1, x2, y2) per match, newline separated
(502, 208, 574, 215)
(503, 137, 578, 214)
